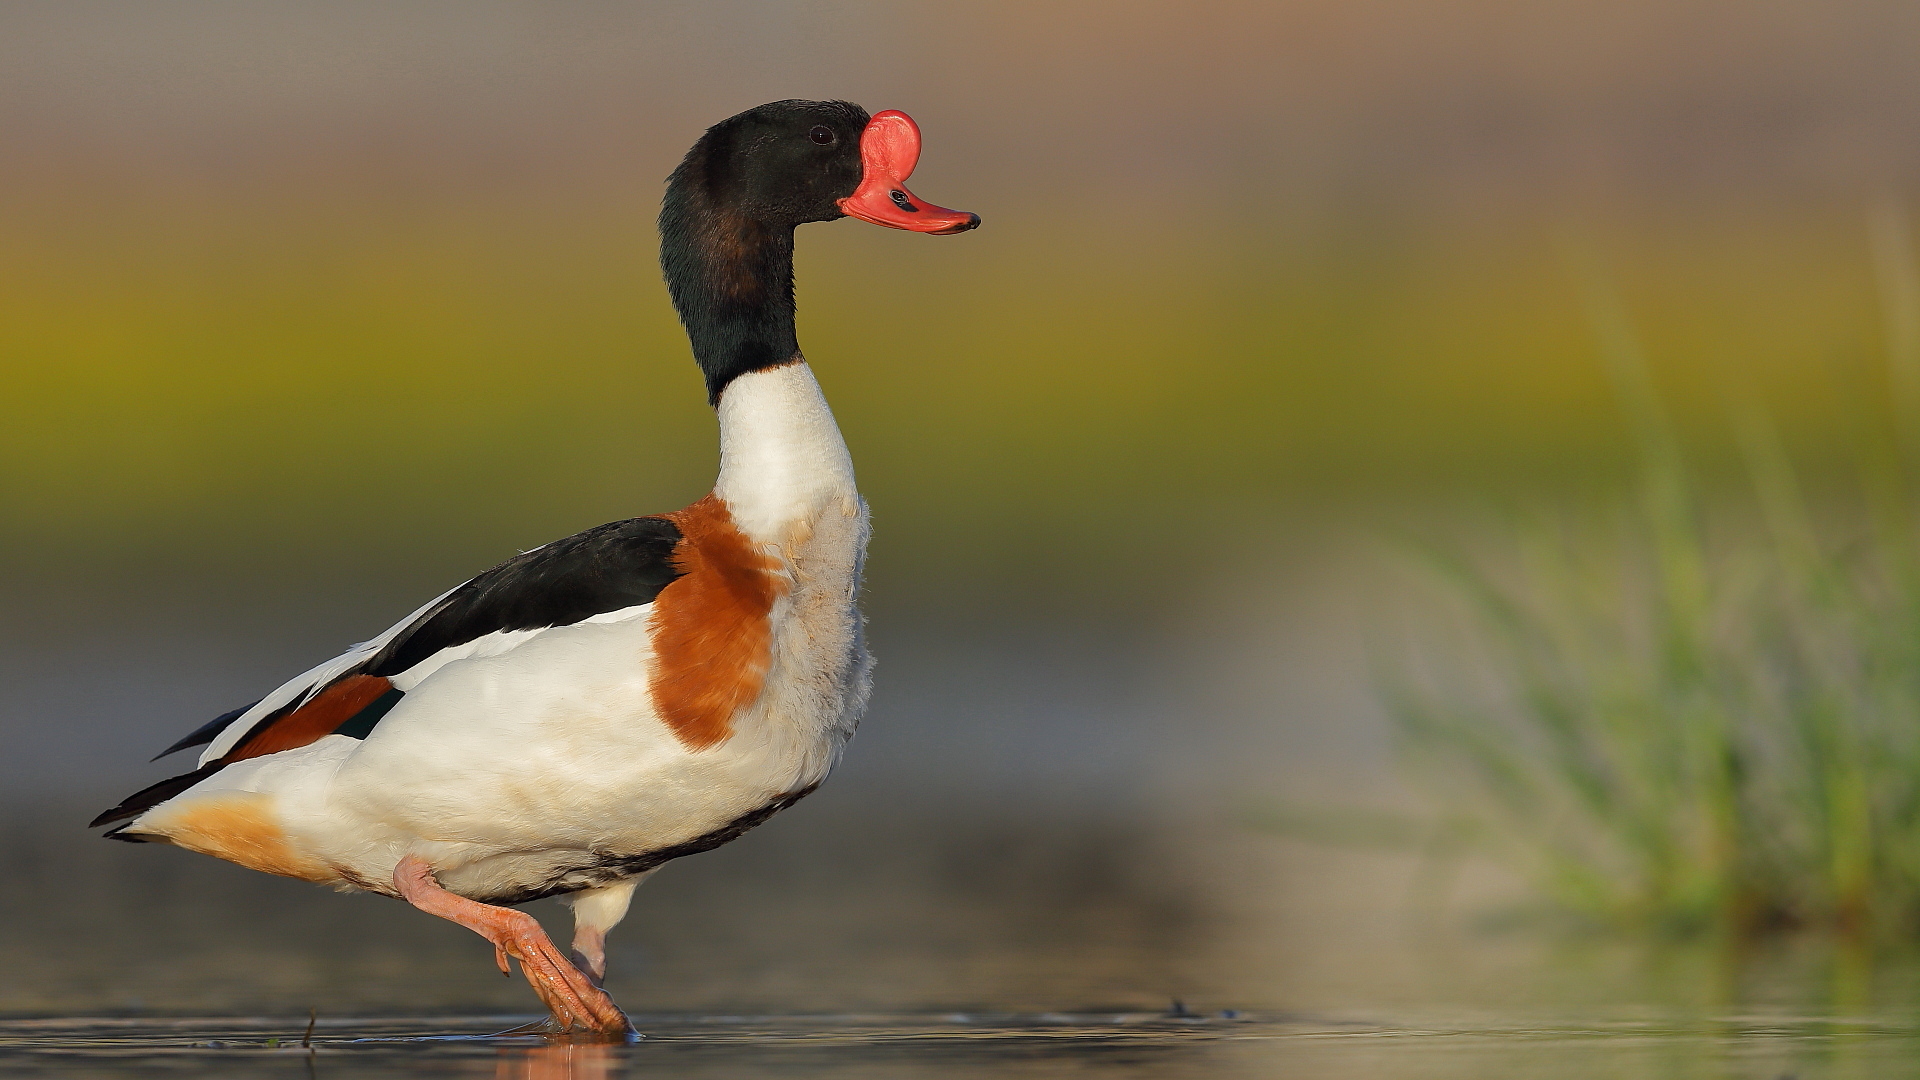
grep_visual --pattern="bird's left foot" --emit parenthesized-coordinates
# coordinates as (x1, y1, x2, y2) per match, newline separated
(571, 927, 608, 987)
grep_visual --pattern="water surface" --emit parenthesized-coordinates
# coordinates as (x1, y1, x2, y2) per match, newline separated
(5, 1010, 1918, 1079)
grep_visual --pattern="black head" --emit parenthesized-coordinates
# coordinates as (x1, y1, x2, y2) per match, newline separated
(659, 99, 977, 405)
(669, 99, 871, 226)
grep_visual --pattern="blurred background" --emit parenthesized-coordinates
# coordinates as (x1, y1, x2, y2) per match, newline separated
(6, 0, 1920, 1036)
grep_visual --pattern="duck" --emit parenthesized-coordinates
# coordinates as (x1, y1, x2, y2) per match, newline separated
(89, 99, 979, 1040)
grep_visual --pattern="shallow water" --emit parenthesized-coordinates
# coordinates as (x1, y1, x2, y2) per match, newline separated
(5, 1010, 1919, 1079)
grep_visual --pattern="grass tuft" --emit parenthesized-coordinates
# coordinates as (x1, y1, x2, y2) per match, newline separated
(1391, 212, 1920, 938)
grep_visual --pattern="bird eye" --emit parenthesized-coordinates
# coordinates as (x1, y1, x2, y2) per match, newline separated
(808, 126, 835, 145)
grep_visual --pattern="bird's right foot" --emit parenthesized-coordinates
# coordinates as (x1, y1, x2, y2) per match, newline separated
(393, 855, 633, 1040)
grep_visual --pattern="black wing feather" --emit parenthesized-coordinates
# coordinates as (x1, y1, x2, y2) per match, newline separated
(363, 516, 684, 677)
(90, 761, 223, 830)
(151, 700, 263, 761)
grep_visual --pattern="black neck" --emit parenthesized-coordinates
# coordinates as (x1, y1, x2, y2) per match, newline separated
(659, 184, 801, 406)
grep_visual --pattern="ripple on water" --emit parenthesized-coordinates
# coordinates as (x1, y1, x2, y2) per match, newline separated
(3, 1012, 1920, 1079)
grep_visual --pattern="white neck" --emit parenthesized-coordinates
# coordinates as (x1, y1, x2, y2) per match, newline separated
(712, 361, 857, 544)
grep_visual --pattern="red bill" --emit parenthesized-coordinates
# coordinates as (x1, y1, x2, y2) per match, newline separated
(837, 110, 980, 234)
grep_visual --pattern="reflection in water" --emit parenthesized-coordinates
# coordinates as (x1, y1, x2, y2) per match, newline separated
(499, 1042, 618, 1080)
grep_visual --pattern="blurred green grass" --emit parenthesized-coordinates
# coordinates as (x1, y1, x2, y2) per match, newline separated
(1389, 209, 1920, 937)
(0, 184, 1904, 608)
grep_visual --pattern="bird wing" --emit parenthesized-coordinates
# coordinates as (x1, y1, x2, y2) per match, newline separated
(91, 516, 685, 831)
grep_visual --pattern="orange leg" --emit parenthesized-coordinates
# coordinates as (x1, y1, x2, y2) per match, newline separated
(394, 855, 633, 1040)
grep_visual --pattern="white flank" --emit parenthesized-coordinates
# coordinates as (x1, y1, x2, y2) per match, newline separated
(387, 602, 653, 691)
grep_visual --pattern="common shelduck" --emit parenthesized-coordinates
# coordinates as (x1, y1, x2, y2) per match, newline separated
(91, 99, 979, 1039)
